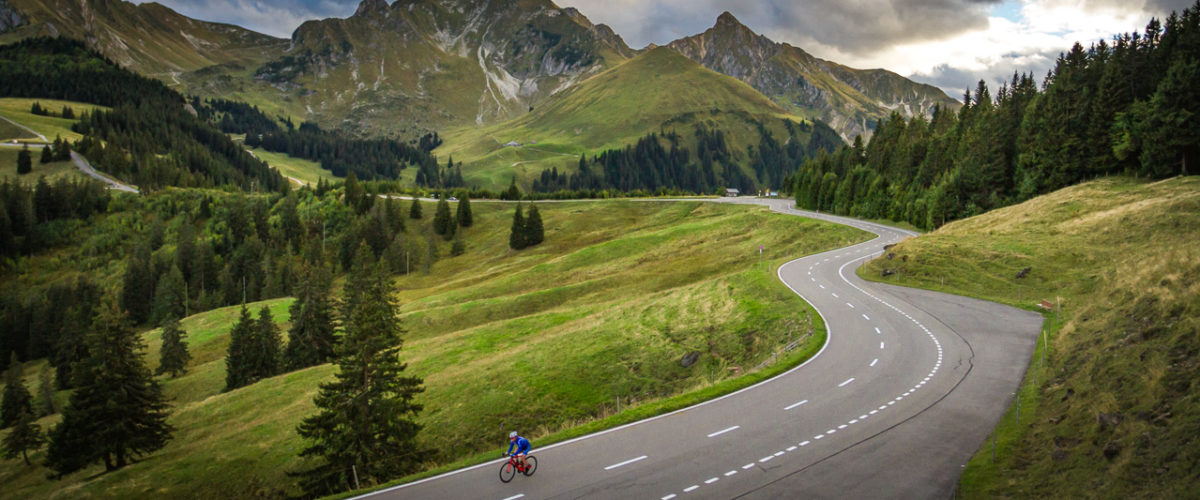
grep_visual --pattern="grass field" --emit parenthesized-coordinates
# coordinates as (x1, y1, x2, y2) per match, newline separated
(0, 98, 108, 144)
(0, 199, 870, 498)
(248, 147, 338, 187)
(0, 148, 83, 185)
(858, 177, 1200, 497)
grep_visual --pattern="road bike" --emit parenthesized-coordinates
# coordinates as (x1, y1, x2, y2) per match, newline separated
(499, 454, 538, 483)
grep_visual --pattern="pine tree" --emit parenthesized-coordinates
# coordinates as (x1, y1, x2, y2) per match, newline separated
(16, 145, 32, 175)
(1, 354, 33, 429)
(285, 264, 337, 370)
(37, 365, 57, 416)
(2, 408, 44, 465)
(295, 260, 424, 496)
(44, 294, 172, 476)
(409, 196, 422, 219)
(509, 203, 526, 250)
(156, 316, 191, 378)
(524, 203, 544, 247)
(455, 194, 473, 228)
(39, 145, 52, 164)
(253, 306, 282, 380)
(152, 265, 187, 325)
(432, 197, 452, 236)
(224, 305, 256, 391)
(120, 241, 156, 325)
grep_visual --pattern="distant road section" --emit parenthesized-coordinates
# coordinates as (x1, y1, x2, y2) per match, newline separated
(354, 197, 1044, 500)
(71, 151, 138, 193)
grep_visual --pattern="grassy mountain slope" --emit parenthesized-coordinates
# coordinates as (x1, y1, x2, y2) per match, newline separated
(0, 198, 869, 498)
(436, 46, 808, 189)
(859, 177, 1200, 497)
(0, 0, 286, 76)
(667, 12, 958, 141)
(215, 0, 636, 138)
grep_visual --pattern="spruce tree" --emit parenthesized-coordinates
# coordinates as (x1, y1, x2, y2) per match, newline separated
(152, 265, 187, 325)
(2, 408, 44, 465)
(120, 241, 155, 325)
(39, 145, 52, 164)
(295, 259, 424, 496)
(525, 203, 544, 246)
(409, 196, 422, 219)
(509, 203, 526, 250)
(253, 306, 282, 380)
(1, 354, 32, 429)
(156, 316, 191, 378)
(45, 294, 172, 476)
(432, 197, 452, 236)
(285, 264, 337, 370)
(16, 145, 31, 175)
(37, 365, 57, 416)
(224, 305, 256, 391)
(455, 194, 473, 228)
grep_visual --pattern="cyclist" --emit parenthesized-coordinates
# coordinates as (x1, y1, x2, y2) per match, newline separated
(505, 431, 531, 470)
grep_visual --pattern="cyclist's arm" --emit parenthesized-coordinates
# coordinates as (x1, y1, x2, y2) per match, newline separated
(506, 441, 515, 455)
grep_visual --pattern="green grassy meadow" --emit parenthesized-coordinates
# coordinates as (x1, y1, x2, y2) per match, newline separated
(0, 199, 869, 498)
(0, 149, 84, 184)
(859, 177, 1200, 497)
(0, 98, 108, 144)
(248, 147, 337, 187)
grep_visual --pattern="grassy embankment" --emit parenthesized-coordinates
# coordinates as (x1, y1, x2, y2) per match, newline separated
(1, 199, 870, 498)
(858, 177, 1200, 497)
(247, 147, 335, 188)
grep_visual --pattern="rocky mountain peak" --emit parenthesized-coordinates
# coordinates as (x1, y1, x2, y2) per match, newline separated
(715, 11, 741, 28)
(354, 0, 389, 17)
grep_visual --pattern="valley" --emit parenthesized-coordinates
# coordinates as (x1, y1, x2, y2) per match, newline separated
(0, 0, 1197, 498)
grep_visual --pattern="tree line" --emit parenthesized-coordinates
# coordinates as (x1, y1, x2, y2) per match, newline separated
(532, 119, 843, 195)
(791, 3, 1200, 230)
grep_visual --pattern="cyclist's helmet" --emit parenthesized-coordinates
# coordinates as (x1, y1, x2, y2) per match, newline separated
(509, 431, 518, 439)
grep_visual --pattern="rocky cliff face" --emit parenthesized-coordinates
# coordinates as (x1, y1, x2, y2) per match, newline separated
(668, 12, 958, 140)
(0, 0, 26, 33)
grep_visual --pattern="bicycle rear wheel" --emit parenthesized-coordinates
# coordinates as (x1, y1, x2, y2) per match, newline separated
(523, 456, 538, 476)
(499, 461, 516, 483)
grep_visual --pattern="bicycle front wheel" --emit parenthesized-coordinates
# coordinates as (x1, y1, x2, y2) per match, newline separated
(499, 461, 516, 483)
(523, 456, 538, 476)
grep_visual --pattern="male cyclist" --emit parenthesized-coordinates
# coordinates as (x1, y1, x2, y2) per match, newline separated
(505, 431, 531, 469)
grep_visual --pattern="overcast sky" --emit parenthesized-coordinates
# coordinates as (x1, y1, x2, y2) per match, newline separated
(144, 0, 1194, 97)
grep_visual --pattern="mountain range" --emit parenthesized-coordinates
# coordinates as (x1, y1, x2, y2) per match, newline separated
(0, 0, 959, 152)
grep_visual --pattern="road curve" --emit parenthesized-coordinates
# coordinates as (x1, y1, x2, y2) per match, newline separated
(357, 198, 1043, 499)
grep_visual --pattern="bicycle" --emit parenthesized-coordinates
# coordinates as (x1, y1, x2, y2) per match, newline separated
(498, 453, 538, 483)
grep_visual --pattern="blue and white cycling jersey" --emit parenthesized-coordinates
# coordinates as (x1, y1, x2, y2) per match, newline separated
(507, 436, 531, 455)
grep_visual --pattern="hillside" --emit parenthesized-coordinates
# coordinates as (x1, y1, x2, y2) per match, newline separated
(667, 12, 958, 141)
(0, 0, 286, 76)
(0, 195, 870, 498)
(436, 46, 838, 190)
(859, 177, 1200, 496)
(216, 0, 637, 137)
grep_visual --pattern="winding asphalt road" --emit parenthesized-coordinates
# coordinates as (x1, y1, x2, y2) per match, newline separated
(357, 198, 1043, 499)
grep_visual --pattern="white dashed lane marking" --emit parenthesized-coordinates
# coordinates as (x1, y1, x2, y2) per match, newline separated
(838, 377, 855, 387)
(603, 455, 647, 471)
(870, 358, 878, 367)
(707, 426, 740, 438)
(784, 399, 808, 410)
